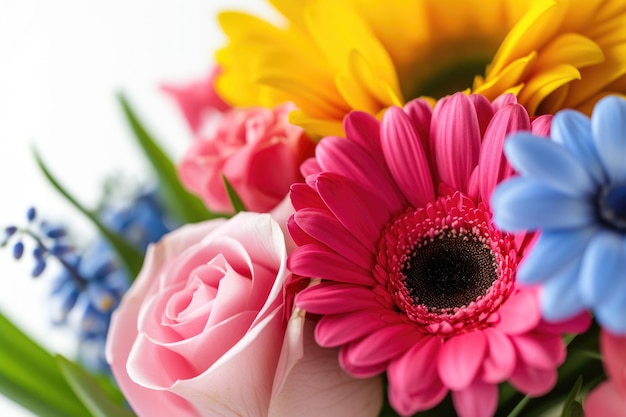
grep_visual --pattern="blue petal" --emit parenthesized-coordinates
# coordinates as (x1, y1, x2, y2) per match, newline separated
(595, 294, 626, 334)
(491, 177, 595, 231)
(504, 133, 596, 196)
(517, 226, 598, 284)
(579, 230, 626, 305)
(539, 260, 587, 321)
(551, 110, 606, 185)
(591, 96, 626, 184)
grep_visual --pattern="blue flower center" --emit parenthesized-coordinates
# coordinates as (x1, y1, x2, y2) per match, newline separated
(599, 183, 626, 231)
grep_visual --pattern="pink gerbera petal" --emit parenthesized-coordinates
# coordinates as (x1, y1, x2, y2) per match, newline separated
(438, 331, 488, 391)
(451, 379, 498, 417)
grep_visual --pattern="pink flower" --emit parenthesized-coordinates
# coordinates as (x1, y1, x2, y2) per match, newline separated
(585, 330, 626, 417)
(106, 212, 382, 417)
(162, 66, 230, 134)
(178, 102, 315, 214)
(289, 93, 591, 417)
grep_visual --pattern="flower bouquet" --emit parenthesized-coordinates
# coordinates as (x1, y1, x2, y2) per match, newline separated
(1, 1, 626, 417)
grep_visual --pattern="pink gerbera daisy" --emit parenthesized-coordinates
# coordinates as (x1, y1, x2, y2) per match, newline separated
(289, 92, 591, 417)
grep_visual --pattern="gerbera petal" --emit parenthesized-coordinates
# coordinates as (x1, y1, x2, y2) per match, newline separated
(315, 135, 406, 212)
(469, 94, 496, 136)
(595, 294, 626, 334)
(343, 111, 383, 156)
(478, 103, 531, 203)
(481, 329, 516, 383)
(451, 380, 498, 417)
(292, 208, 373, 268)
(290, 183, 327, 211)
(438, 331, 487, 391)
(517, 226, 598, 285)
(539, 260, 587, 322)
(533, 312, 591, 335)
(504, 133, 596, 196)
(530, 114, 552, 137)
(287, 245, 374, 286)
(591, 95, 626, 183)
(491, 177, 595, 231)
(551, 109, 606, 185)
(509, 365, 557, 396)
(315, 311, 390, 347)
(315, 173, 392, 250)
(404, 98, 433, 161)
(579, 230, 625, 306)
(295, 283, 379, 315)
(387, 337, 447, 416)
(511, 334, 565, 371)
(381, 106, 435, 207)
(496, 290, 541, 335)
(584, 381, 626, 417)
(342, 324, 423, 369)
(431, 93, 481, 193)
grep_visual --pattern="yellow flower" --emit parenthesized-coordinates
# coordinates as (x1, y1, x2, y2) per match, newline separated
(215, 0, 626, 137)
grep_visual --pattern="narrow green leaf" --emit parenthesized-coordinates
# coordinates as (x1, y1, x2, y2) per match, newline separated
(32, 148, 144, 278)
(0, 312, 92, 417)
(560, 376, 583, 417)
(507, 395, 531, 417)
(562, 401, 584, 417)
(56, 355, 136, 417)
(222, 174, 248, 213)
(117, 93, 222, 223)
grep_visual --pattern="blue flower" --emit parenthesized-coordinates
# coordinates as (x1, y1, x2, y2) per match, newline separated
(492, 95, 626, 334)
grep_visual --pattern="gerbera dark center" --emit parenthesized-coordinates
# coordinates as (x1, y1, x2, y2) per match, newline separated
(598, 183, 626, 231)
(403, 233, 497, 310)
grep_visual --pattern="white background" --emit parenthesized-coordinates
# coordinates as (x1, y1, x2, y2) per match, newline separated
(0, 1, 271, 415)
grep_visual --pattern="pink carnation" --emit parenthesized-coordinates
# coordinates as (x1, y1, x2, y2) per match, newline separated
(585, 330, 626, 417)
(178, 102, 314, 214)
(289, 93, 591, 417)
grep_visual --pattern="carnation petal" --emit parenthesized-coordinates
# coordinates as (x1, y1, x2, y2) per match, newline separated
(517, 226, 597, 285)
(491, 177, 595, 231)
(451, 380, 498, 417)
(381, 106, 435, 207)
(504, 132, 596, 196)
(438, 331, 487, 391)
(591, 96, 626, 183)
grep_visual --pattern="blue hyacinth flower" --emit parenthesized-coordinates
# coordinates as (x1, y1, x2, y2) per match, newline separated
(492, 95, 626, 334)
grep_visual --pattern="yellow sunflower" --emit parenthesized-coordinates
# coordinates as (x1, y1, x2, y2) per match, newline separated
(215, 0, 626, 137)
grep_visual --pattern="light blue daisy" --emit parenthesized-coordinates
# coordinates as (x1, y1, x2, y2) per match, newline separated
(492, 95, 626, 334)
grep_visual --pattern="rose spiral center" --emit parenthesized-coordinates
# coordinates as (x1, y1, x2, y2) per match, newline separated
(402, 233, 497, 310)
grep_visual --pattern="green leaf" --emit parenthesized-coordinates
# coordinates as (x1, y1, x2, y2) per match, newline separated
(33, 148, 144, 278)
(56, 355, 136, 417)
(560, 376, 583, 417)
(222, 174, 248, 213)
(117, 93, 223, 223)
(562, 401, 584, 417)
(0, 311, 92, 417)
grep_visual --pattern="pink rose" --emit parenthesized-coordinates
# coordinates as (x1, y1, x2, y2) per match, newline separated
(585, 330, 626, 417)
(106, 212, 382, 417)
(177, 102, 315, 214)
(162, 66, 231, 134)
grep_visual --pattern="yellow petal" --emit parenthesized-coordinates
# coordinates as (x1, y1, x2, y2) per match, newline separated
(474, 52, 536, 99)
(288, 110, 345, 139)
(518, 64, 581, 114)
(534, 33, 604, 71)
